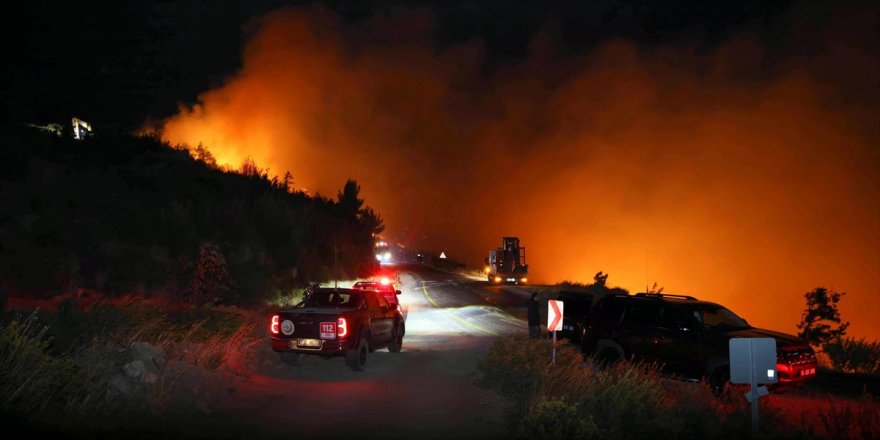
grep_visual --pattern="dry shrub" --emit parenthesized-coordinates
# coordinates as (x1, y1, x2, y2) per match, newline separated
(818, 394, 880, 440)
(477, 336, 584, 419)
(577, 361, 678, 439)
(479, 336, 679, 438)
(824, 337, 880, 375)
(0, 311, 86, 419)
(2, 299, 261, 429)
(176, 322, 260, 376)
(479, 335, 810, 439)
(516, 399, 599, 440)
(532, 346, 595, 407)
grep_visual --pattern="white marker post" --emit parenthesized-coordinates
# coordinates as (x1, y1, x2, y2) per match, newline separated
(730, 338, 777, 433)
(547, 300, 563, 365)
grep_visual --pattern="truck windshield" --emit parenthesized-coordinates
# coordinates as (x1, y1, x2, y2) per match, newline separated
(301, 291, 364, 309)
(694, 306, 750, 330)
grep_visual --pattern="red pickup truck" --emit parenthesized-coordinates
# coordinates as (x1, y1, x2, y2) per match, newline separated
(270, 287, 405, 370)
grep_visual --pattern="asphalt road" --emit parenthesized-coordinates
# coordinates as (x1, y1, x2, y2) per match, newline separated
(217, 263, 535, 439)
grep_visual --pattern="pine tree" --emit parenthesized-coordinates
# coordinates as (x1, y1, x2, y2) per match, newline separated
(797, 287, 850, 349)
(193, 142, 218, 168)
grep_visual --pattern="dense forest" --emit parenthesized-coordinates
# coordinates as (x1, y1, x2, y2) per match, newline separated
(0, 125, 384, 305)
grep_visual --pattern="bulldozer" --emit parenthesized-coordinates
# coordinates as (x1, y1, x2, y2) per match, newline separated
(485, 237, 528, 285)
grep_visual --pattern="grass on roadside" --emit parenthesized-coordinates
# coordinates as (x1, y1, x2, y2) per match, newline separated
(477, 335, 879, 440)
(0, 298, 262, 431)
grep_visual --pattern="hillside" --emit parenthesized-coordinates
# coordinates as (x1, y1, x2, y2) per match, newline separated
(0, 125, 383, 305)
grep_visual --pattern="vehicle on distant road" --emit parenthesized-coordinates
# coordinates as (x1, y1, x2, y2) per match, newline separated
(581, 293, 817, 394)
(485, 236, 528, 285)
(270, 288, 405, 370)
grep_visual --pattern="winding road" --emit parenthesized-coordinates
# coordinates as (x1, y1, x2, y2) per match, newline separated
(217, 263, 534, 439)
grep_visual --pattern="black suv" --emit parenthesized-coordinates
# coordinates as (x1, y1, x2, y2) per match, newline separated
(554, 291, 595, 343)
(581, 293, 818, 392)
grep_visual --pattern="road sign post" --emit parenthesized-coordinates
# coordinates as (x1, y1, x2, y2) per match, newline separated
(547, 300, 563, 365)
(729, 338, 777, 433)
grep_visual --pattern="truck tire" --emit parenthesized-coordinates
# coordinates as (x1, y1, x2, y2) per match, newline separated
(388, 322, 404, 353)
(595, 347, 621, 369)
(708, 366, 730, 396)
(592, 340, 624, 370)
(280, 352, 305, 366)
(346, 336, 369, 371)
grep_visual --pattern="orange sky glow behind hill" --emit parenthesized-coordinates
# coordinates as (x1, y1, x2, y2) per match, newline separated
(155, 7, 879, 340)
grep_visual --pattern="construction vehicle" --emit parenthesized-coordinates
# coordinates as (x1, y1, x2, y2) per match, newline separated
(485, 237, 528, 285)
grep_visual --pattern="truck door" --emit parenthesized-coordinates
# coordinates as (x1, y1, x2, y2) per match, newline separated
(366, 294, 394, 345)
(620, 301, 663, 364)
(654, 305, 703, 379)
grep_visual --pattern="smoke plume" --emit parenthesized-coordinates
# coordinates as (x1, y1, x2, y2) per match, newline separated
(157, 6, 879, 338)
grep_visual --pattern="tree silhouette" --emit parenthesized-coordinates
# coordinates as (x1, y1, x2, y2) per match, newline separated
(282, 171, 295, 193)
(646, 281, 664, 294)
(193, 142, 217, 168)
(593, 271, 608, 287)
(797, 287, 850, 349)
(337, 179, 364, 219)
(240, 157, 261, 177)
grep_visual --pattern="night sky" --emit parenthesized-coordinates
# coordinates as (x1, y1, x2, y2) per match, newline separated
(3, 1, 878, 338)
(3, 0, 812, 128)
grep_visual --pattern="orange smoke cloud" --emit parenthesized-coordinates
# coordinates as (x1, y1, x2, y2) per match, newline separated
(157, 6, 879, 339)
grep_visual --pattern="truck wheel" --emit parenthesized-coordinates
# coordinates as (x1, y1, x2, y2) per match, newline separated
(594, 347, 622, 370)
(708, 367, 730, 396)
(388, 322, 405, 353)
(346, 337, 369, 371)
(280, 352, 305, 366)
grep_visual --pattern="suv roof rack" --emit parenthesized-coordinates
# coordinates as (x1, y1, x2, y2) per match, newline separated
(634, 293, 697, 300)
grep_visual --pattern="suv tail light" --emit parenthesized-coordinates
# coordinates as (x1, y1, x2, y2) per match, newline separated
(777, 348, 817, 366)
(338, 317, 348, 338)
(270, 315, 280, 335)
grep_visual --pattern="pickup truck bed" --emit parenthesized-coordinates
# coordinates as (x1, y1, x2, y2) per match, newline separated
(270, 288, 404, 370)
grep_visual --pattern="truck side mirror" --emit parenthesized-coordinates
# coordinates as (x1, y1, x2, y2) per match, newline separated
(395, 290, 401, 295)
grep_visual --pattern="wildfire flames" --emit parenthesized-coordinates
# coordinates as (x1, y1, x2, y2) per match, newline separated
(153, 6, 879, 339)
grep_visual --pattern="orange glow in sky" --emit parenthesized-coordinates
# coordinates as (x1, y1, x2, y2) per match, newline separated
(155, 7, 879, 340)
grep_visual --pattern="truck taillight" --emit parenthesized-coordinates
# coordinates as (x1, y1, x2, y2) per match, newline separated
(271, 315, 280, 335)
(338, 317, 348, 338)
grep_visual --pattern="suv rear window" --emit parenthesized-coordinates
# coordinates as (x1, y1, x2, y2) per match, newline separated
(558, 292, 593, 315)
(302, 291, 364, 309)
(595, 296, 627, 323)
(658, 306, 693, 329)
(693, 306, 749, 330)
(623, 301, 663, 326)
